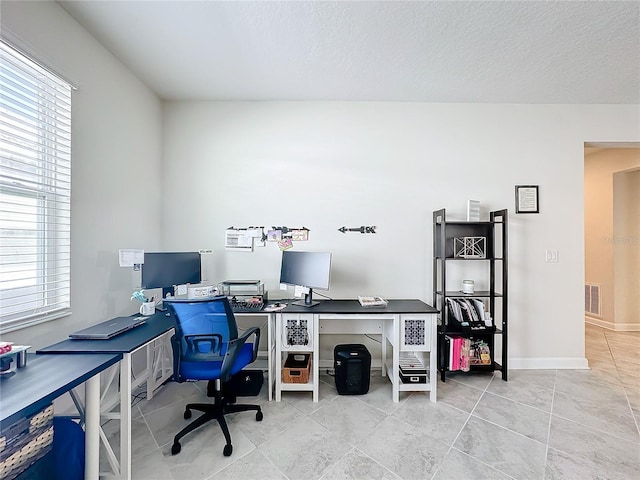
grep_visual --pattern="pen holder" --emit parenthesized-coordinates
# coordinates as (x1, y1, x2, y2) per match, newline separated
(139, 302, 155, 316)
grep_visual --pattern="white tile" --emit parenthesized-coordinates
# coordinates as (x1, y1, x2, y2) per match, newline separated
(208, 449, 286, 480)
(433, 448, 513, 480)
(259, 415, 349, 480)
(310, 395, 386, 445)
(319, 448, 400, 480)
(125, 323, 640, 480)
(472, 391, 550, 444)
(454, 416, 547, 480)
(548, 416, 640, 479)
(358, 416, 449, 480)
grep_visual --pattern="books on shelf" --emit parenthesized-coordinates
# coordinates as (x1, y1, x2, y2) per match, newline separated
(447, 336, 492, 371)
(358, 296, 388, 307)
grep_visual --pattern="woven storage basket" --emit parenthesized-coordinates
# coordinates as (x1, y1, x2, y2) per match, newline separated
(0, 404, 54, 480)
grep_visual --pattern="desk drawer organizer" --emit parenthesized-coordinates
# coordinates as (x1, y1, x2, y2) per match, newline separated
(0, 404, 54, 480)
(282, 354, 311, 383)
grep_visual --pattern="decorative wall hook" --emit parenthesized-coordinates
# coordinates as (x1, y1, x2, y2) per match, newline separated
(338, 226, 376, 234)
(267, 226, 310, 242)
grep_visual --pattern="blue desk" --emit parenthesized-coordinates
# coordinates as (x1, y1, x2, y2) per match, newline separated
(38, 312, 175, 355)
(0, 353, 122, 479)
(37, 312, 176, 480)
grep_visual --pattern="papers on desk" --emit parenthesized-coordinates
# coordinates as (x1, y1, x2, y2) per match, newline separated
(358, 296, 388, 307)
(263, 303, 287, 312)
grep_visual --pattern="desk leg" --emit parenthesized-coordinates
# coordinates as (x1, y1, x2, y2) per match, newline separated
(313, 315, 319, 402)
(430, 320, 437, 402)
(381, 319, 387, 378)
(120, 353, 132, 480)
(267, 313, 273, 401)
(85, 373, 100, 479)
(275, 315, 282, 402)
(146, 340, 154, 400)
(392, 317, 400, 403)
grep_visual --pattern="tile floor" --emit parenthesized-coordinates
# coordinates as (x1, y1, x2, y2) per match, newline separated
(113, 324, 639, 479)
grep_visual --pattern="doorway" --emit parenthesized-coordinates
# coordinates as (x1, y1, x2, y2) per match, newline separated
(584, 143, 640, 332)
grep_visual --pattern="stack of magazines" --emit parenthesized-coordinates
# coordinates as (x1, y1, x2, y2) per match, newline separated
(358, 296, 388, 307)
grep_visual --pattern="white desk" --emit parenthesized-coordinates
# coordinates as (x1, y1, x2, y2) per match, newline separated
(274, 299, 438, 403)
(38, 313, 175, 480)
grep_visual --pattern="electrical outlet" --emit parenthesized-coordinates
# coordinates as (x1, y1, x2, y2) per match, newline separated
(545, 250, 559, 262)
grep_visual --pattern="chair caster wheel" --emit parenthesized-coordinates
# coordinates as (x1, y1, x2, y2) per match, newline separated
(171, 443, 181, 455)
(256, 411, 263, 421)
(184, 410, 191, 419)
(223, 444, 233, 456)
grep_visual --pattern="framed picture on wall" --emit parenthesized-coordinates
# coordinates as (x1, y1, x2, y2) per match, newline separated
(515, 185, 539, 213)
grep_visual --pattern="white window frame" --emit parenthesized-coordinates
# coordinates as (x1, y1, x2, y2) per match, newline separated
(0, 39, 73, 333)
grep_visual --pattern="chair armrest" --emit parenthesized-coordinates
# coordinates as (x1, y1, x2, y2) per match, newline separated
(220, 326, 261, 381)
(171, 333, 224, 382)
(183, 333, 224, 362)
(238, 326, 261, 362)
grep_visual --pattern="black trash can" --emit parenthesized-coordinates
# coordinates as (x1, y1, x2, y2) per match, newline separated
(334, 344, 371, 395)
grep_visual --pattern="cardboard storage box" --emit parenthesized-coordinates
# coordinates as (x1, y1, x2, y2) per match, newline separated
(282, 354, 311, 383)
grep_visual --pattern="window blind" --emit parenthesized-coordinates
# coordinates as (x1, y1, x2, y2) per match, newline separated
(0, 39, 72, 333)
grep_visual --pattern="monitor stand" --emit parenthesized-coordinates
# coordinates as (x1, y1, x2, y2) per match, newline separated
(292, 290, 318, 307)
(292, 299, 319, 307)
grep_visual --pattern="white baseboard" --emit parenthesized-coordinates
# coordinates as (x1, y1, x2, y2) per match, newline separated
(509, 357, 589, 370)
(585, 317, 640, 332)
(321, 357, 591, 371)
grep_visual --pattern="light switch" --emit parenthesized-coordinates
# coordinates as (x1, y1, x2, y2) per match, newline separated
(545, 250, 559, 262)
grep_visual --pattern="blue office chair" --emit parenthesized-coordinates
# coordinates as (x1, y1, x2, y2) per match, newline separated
(164, 296, 263, 457)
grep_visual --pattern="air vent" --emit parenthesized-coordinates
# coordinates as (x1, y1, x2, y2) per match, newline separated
(585, 283, 601, 316)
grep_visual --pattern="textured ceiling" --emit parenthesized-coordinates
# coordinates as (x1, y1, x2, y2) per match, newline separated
(58, 0, 640, 103)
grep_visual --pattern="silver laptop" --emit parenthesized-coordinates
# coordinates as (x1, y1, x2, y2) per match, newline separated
(69, 316, 146, 340)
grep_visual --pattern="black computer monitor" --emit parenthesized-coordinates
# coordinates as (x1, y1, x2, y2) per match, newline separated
(141, 252, 202, 299)
(279, 251, 331, 307)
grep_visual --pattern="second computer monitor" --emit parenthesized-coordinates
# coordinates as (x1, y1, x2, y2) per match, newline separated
(279, 250, 331, 307)
(141, 252, 202, 299)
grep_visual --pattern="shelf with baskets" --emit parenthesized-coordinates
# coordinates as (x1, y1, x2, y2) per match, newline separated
(274, 313, 315, 400)
(433, 208, 508, 382)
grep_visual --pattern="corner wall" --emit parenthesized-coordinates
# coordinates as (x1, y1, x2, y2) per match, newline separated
(1, 1, 163, 348)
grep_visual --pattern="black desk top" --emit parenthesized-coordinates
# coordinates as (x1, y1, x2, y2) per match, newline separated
(37, 311, 176, 355)
(280, 299, 438, 314)
(0, 353, 121, 430)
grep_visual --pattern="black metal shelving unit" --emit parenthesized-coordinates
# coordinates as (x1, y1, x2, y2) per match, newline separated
(433, 208, 508, 381)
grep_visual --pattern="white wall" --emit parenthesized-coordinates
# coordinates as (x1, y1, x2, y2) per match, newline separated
(162, 102, 640, 368)
(613, 168, 640, 329)
(1, 1, 163, 348)
(3, 1, 639, 369)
